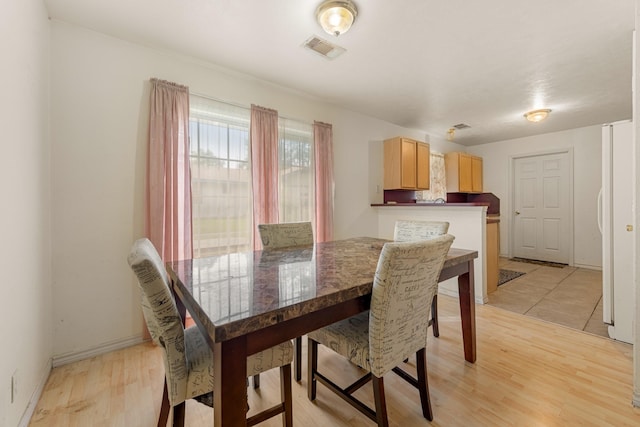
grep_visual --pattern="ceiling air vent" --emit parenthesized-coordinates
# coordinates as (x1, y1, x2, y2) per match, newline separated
(303, 36, 346, 60)
(452, 123, 471, 130)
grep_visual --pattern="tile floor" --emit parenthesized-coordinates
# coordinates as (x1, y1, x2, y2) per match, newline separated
(486, 257, 609, 338)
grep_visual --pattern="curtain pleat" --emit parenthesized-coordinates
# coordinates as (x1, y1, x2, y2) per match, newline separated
(251, 105, 280, 249)
(147, 78, 193, 262)
(313, 121, 334, 242)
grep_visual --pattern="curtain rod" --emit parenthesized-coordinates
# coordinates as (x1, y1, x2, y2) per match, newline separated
(189, 91, 314, 125)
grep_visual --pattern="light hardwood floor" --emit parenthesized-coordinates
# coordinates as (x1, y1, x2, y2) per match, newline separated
(29, 295, 639, 427)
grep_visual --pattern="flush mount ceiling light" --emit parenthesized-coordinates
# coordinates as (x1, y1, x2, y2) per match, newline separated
(316, 0, 358, 37)
(447, 128, 456, 141)
(524, 108, 551, 123)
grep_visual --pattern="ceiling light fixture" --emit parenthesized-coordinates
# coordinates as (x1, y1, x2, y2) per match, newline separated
(524, 108, 551, 123)
(316, 0, 358, 37)
(447, 128, 456, 141)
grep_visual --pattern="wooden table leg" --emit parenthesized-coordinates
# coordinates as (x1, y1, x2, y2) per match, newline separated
(215, 338, 248, 426)
(457, 261, 476, 363)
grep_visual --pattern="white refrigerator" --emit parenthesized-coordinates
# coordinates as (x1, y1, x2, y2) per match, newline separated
(599, 120, 635, 344)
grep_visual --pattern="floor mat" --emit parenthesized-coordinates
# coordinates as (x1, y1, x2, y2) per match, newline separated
(498, 269, 526, 286)
(509, 257, 567, 268)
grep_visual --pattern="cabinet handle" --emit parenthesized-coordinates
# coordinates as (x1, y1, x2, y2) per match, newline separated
(515, 211, 520, 215)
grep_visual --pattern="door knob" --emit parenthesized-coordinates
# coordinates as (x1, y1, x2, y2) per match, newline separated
(627, 225, 633, 232)
(515, 211, 520, 215)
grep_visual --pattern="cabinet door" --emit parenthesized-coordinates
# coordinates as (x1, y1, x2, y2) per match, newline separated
(416, 142, 430, 189)
(458, 153, 473, 192)
(486, 221, 499, 293)
(401, 139, 417, 188)
(471, 156, 483, 192)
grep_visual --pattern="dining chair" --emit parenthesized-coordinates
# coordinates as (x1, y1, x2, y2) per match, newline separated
(258, 221, 314, 383)
(307, 235, 454, 427)
(258, 221, 314, 250)
(128, 238, 293, 427)
(393, 220, 450, 337)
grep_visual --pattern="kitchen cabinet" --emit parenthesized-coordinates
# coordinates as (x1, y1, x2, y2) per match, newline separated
(486, 219, 500, 293)
(383, 137, 430, 190)
(445, 152, 483, 193)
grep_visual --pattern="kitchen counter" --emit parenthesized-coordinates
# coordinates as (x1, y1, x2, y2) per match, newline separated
(371, 202, 489, 207)
(373, 203, 488, 303)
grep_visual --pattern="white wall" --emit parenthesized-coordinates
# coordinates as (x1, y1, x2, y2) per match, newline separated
(49, 21, 455, 359)
(0, 0, 52, 425)
(470, 126, 603, 269)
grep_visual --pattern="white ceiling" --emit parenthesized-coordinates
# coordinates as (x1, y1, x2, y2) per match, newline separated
(44, 0, 635, 146)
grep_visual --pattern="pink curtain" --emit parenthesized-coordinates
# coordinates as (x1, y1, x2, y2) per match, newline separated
(314, 121, 334, 242)
(147, 78, 192, 262)
(251, 105, 279, 249)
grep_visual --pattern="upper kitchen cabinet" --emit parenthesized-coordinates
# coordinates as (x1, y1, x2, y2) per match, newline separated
(383, 137, 430, 190)
(445, 152, 483, 193)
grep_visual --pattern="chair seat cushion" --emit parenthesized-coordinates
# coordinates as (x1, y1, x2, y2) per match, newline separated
(184, 326, 215, 400)
(247, 340, 294, 377)
(307, 311, 371, 371)
(184, 325, 294, 400)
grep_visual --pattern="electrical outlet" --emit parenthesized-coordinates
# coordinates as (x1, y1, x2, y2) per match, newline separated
(11, 371, 17, 404)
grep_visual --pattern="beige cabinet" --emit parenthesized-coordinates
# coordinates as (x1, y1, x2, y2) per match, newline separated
(384, 137, 430, 190)
(445, 152, 483, 193)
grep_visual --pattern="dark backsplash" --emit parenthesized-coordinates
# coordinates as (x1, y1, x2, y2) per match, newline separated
(447, 192, 500, 215)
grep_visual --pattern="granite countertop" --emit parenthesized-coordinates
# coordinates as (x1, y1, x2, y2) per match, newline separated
(371, 202, 490, 207)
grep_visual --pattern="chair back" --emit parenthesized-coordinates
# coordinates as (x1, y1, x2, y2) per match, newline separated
(128, 238, 187, 405)
(368, 235, 454, 377)
(393, 220, 449, 242)
(259, 221, 314, 249)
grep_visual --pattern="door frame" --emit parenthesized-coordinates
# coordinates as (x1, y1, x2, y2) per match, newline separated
(508, 148, 574, 266)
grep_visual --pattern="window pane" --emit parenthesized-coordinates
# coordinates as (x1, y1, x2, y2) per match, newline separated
(279, 119, 315, 224)
(190, 96, 252, 257)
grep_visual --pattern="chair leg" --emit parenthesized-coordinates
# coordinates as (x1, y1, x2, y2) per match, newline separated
(253, 374, 260, 389)
(307, 338, 318, 400)
(294, 336, 302, 382)
(172, 402, 185, 427)
(371, 376, 389, 427)
(280, 365, 293, 427)
(431, 295, 440, 337)
(416, 348, 433, 421)
(158, 379, 171, 427)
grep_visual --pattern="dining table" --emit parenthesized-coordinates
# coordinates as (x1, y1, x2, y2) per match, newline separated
(167, 236, 478, 427)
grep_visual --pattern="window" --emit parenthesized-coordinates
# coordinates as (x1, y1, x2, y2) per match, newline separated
(279, 119, 315, 223)
(189, 96, 316, 257)
(419, 152, 447, 202)
(189, 96, 252, 257)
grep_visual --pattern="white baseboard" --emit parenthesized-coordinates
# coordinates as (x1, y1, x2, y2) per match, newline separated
(18, 358, 52, 427)
(52, 335, 146, 368)
(572, 263, 602, 271)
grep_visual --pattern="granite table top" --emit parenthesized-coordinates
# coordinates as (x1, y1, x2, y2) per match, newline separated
(167, 237, 477, 343)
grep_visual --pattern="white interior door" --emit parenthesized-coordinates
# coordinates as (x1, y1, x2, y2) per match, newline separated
(513, 152, 571, 263)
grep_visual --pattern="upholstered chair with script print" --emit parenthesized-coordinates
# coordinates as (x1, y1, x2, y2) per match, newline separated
(394, 220, 450, 337)
(258, 221, 314, 249)
(307, 235, 454, 427)
(128, 238, 293, 427)
(258, 221, 314, 384)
